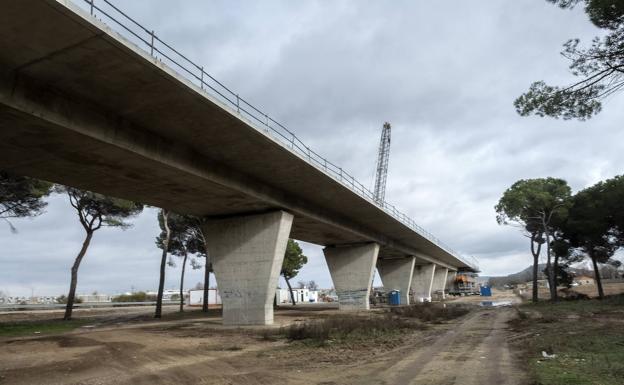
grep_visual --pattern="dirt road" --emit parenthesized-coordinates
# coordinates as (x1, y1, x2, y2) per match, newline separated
(0, 307, 528, 385)
(364, 308, 527, 385)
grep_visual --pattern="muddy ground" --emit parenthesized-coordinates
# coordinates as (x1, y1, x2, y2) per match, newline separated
(0, 295, 529, 385)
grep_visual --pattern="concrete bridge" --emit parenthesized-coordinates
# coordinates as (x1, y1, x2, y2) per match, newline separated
(0, 0, 477, 325)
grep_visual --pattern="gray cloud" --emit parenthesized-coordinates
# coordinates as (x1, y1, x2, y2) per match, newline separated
(2, 1, 623, 296)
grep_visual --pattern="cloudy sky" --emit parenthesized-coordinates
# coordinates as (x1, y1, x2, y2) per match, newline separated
(2, 0, 623, 297)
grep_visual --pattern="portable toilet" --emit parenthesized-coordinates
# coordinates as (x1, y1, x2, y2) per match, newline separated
(388, 290, 401, 305)
(480, 286, 492, 297)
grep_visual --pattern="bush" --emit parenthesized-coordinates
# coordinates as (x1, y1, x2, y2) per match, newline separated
(55, 295, 83, 304)
(390, 303, 470, 322)
(112, 292, 155, 302)
(284, 314, 417, 344)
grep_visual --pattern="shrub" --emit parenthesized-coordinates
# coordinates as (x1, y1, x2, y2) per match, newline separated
(112, 291, 155, 302)
(390, 303, 470, 322)
(284, 314, 417, 344)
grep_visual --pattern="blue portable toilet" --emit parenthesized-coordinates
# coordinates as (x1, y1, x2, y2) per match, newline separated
(480, 286, 492, 297)
(389, 290, 401, 305)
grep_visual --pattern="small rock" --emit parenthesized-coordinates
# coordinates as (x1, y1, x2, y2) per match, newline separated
(542, 351, 556, 359)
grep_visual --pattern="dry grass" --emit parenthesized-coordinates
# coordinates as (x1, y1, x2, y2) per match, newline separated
(390, 302, 471, 323)
(283, 313, 416, 344)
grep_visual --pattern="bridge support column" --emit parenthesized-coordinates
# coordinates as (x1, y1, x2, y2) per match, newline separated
(432, 266, 449, 300)
(201, 210, 293, 325)
(377, 257, 416, 305)
(411, 264, 436, 302)
(324, 243, 379, 311)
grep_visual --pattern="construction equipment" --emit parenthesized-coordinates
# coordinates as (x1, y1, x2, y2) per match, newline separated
(373, 122, 392, 204)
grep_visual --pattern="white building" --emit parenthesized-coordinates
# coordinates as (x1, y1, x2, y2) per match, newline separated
(275, 287, 319, 304)
(187, 289, 221, 306)
(77, 294, 112, 303)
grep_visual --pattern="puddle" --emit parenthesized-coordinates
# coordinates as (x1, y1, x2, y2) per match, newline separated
(480, 300, 513, 307)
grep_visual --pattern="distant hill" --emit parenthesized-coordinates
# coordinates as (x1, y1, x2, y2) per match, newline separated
(487, 264, 595, 288)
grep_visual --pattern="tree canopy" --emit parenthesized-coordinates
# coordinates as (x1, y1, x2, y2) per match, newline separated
(495, 178, 571, 229)
(496, 178, 572, 301)
(155, 212, 205, 312)
(281, 239, 308, 281)
(514, 0, 624, 120)
(563, 176, 624, 297)
(0, 172, 52, 232)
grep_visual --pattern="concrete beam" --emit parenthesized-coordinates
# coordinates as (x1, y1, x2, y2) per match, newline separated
(201, 210, 293, 325)
(432, 266, 449, 300)
(411, 264, 436, 302)
(324, 243, 379, 311)
(377, 257, 416, 305)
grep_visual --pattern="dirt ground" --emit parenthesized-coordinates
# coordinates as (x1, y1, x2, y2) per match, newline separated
(0, 296, 529, 385)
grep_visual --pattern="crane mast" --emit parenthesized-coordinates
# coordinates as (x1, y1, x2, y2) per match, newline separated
(373, 122, 391, 204)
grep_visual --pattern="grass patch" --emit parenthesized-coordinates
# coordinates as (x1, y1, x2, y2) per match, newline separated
(0, 319, 89, 337)
(511, 294, 624, 385)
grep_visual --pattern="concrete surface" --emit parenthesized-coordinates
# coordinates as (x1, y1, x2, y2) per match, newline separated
(411, 264, 436, 302)
(377, 257, 416, 305)
(0, 0, 473, 272)
(324, 243, 379, 310)
(201, 211, 293, 325)
(432, 266, 449, 300)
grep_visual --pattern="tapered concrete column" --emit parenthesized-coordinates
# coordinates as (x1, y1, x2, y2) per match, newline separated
(411, 264, 436, 302)
(201, 211, 293, 325)
(324, 243, 379, 311)
(432, 266, 449, 300)
(377, 257, 416, 305)
(447, 270, 457, 290)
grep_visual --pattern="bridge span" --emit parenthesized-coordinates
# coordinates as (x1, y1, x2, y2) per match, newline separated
(0, 0, 477, 324)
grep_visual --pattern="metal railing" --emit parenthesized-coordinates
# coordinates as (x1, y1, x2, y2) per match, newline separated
(76, 0, 477, 271)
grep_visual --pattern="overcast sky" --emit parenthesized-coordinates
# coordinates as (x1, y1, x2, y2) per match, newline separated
(2, 0, 624, 297)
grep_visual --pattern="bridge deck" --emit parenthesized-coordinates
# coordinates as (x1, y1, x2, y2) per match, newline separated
(0, 0, 474, 270)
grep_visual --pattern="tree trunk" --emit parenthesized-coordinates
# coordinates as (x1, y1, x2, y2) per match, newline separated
(543, 226, 556, 301)
(530, 233, 542, 303)
(179, 250, 188, 313)
(274, 289, 278, 308)
(202, 251, 210, 312)
(591, 254, 605, 299)
(155, 209, 170, 319)
(532, 254, 539, 303)
(64, 230, 93, 320)
(285, 277, 296, 306)
(553, 253, 559, 302)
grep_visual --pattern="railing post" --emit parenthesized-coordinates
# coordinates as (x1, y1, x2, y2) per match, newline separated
(150, 30, 155, 56)
(89, 0, 94, 15)
(200, 67, 204, 90)
(236, 94, 240, 113)
(290, 134, 295, 148)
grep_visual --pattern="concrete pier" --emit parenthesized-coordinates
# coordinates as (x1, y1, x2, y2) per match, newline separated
(377, 257, 416, 305)
(201, 211, 293, 325)
(411, 264, 436, 302)
(432, 266, 449, 300)
(324, 243, 379, 310)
